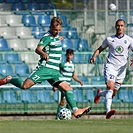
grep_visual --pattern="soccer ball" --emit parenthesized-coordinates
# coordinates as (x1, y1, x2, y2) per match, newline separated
(58, 108, 72, 120)
(109, 3, 117, 11)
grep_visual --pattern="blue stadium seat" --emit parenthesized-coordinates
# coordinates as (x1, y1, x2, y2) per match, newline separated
(73, 89, 87, 103)
(15, 64, 30, 77)
(54, 90, 59, 102)
(37, 90, 54, 103)
(0, 64, 17, 77)
(22, 15, 38, 27)
(128, 90, 133, 102)
(119, 89, 131, 102)
(21, 0, 35, 2)
(32, 26, 45, 39)
(5, 0, 19, 2)
(0, 92, 4, 104)
(36, 0, 50, 3)
(78, 39, 89, 52)
(58, 15, 67, 27)
(20, 90, 36, 103)
(71, 38, 80, 51)
(112, 93, 121, 103)
(5, 53, 23, 64)
(61, 39, 73, 51)
(0, 0, 4, 2)
(27, 3, 41, 11)
(37, 15, 51, 27)
(3, 90, 21, 104)
(67, 27, 78, 39)
(43, 3, 55, 10)
(0, 39, 12, 51)
(0, 54, 6, 64)
(78, 76, 89, 85)
(11, 3, 28, 15)
(86, 89, 94, 102)
(79, 54, 89, 64)
(91, 76, 105, 85)
(72, 54, 81, 64)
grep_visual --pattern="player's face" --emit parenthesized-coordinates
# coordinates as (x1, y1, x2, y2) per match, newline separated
(66, 54, 74, 61)
(50, 25, 62, 37)
(115, 20, 125, 35)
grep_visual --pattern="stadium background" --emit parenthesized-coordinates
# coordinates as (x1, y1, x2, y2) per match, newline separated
(0, 0, 132, 117)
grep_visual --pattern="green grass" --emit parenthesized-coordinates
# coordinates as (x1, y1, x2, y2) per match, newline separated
(0, 119, 133, 133)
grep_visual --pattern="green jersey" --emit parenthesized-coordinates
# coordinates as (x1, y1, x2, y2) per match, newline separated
(59, 60, 75, 84)
(38, 32, 62, 71)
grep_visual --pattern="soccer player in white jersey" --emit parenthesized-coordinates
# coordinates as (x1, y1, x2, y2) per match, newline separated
(90, 19, 133, 119)
(0, 17, 91, 118)
(53, 49, 84, 119)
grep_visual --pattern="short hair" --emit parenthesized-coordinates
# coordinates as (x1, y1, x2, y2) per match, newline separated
(115, 19, 125, 26)
(50, 17, 62, 27)
(66, 49, 74, 55)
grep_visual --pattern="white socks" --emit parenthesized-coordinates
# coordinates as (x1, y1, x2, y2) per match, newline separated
(105, 90, 113, 114)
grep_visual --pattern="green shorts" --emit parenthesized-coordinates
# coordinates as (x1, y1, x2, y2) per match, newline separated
(29, 65, 63, 86)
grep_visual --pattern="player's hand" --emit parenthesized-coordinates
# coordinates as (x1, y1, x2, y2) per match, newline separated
(80, 81, 84, 86)
(42, 53, 49, 61)
(90, 57, 96, 63)
(130, 59, 133, 66)
(59, 36, 64, 41)
(52, 87, 57, 92)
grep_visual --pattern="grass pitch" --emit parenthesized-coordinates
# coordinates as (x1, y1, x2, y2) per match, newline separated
(0, 119, 132, 133)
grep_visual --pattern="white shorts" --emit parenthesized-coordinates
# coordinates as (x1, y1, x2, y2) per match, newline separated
(104, 62, 127, 90)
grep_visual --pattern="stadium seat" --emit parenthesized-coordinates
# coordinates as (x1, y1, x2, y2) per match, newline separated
(36, 0, 50, 3)
(61, 39, 73, 51)
(0, 15, 7, 26)
(79, 54, 89, 64)
(0, 91, 4, 104)
(73, 89, 87, 103)
(6, 15, 23, 27)
(16, 27, 34, 39)
(72, 54, 81, 64)
(22, 15, 38, 27)
(78, 76, 89, 85)
(43, 3, 55, 10)
(78, 39, 89, 52)
(27, 3, 41, 11)
(20, 90, 36, 103)
(11, 3, 28, 15)
(8, 39, 27, 51)
(71, 38, 80, 51)
(67, 27, 78, 39)
(58, 15, 67, 27)
(0, 54, 6, 64)
(0, 64, 17, 77)
(86, 89, 94, 102)
(5, 0, 19, 2)
(119, 89, 131, 102)
(0, 27, 17, 39)
(3, 90, 21, 104)
(37, 15, 51, 27)
(15, 64, 30, 77)
(91, 76, 105, 85)
(32, 27, 45, 39)
(37, 90, 55, 103)
(26, 38, 39, 51)
(0, 39, 12, 51)
(5, 53, 23, 64)
(21, 0, 35, 2)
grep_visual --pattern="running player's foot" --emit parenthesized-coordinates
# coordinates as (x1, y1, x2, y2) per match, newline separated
(0, 75, 12, 86)
(94, 88, 102, 104)
(106, 109, 116, 119)
(74, 106, 91, 118)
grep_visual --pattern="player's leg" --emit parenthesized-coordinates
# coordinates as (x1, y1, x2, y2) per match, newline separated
(56, 91, 66, 120)
(58, 82, 91, 118)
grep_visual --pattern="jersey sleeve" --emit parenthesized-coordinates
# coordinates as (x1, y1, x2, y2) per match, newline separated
(38, 36, 50, 47)
(102, 38, 109, 48)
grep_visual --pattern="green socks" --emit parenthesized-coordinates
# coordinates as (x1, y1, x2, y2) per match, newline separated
(10, 78, 23, 89)
(65, 90, 77, 109)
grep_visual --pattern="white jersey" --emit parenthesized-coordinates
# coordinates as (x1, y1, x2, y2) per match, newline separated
(102, 34, 133, 68)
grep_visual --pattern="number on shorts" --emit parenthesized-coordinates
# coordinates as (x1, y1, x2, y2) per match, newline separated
(32, 75, 40, 81)
(109, 74, 115, 79)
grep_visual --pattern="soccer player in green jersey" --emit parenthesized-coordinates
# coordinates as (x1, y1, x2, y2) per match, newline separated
(52, 49, 84, 119)
(0, 17, 91, 118)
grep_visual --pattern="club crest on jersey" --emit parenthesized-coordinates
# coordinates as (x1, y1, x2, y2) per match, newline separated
(124, 40, 127, 44)
(115, 46, 124, 54)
